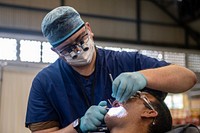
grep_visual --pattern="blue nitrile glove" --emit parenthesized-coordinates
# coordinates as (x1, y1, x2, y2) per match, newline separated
(80, 101, 107, 133)
(112, 72, 147, 103)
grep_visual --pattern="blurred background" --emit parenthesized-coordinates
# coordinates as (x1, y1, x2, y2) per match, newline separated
(0, 0, 199, 132)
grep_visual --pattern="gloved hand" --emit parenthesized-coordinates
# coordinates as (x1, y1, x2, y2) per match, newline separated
(80, 101, 107, 132)
(112, 72, 147, 103)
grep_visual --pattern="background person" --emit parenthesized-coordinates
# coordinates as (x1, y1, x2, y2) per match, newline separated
(25, 6, 197, 133)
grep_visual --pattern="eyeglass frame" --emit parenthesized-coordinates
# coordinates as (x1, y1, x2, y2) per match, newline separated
(130, 91, 155, 110)
(129, 91, 157, 125)
(55, 26, 90, 58)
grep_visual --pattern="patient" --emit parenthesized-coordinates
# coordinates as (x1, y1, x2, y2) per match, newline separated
(104, 91, 172, 133)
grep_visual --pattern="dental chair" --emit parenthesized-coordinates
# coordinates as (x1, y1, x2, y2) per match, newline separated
(166, 124, 200, 133)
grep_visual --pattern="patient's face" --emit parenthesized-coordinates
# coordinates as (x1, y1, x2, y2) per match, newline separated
(104, 92, 156, 129)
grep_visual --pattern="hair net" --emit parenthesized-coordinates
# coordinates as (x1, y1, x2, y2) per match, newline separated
(41, 6, 84, 47)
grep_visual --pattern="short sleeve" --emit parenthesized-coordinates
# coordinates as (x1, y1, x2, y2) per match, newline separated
(25, 77, 59, 127)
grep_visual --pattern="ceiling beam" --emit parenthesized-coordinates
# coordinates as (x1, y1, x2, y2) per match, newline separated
(149, 0, 200, 48)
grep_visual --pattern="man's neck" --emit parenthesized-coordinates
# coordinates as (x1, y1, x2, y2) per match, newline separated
(72, 50, 96, 76)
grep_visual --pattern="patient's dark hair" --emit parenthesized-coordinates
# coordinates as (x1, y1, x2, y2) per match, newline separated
(147, 93, 172, 133)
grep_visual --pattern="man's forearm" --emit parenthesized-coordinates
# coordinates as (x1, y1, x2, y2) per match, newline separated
(140, 64, 197, 93)
(33, 124, 77, 133)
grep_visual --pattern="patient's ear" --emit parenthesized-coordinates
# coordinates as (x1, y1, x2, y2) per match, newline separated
(141, 110, 158, 118)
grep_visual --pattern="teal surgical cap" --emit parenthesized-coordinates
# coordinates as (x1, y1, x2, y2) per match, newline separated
(41, 6, 84, 47)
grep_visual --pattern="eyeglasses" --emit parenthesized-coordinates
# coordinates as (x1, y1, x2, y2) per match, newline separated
(107, 91, 155, 111)
(130, 91, 155, 110)
(57, 27, 90, 59)
(129, 91, 157, 125)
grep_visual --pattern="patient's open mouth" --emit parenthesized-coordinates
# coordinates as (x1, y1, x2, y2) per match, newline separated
(112, 100, 120, 107)
(107, 101, 127, 118)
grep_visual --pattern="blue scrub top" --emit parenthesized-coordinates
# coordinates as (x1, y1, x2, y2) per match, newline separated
(25, 48, 170, 128)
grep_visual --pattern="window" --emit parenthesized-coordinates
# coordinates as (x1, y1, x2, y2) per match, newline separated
(164, 52, 185, 66)
(0, 37, 17, 61)
(140, 50, 163, 61)
(165, 94, 184, 109)
(187, 54, 200, 72)
(104, 46, 122, 51)
(122, 48, 138, 52)
(20, 40, 41, 62)
(42, 42, 58, 63)
(0, 36, 200, 72)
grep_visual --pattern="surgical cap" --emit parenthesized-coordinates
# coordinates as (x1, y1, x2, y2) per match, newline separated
(41, 6, 84, 47)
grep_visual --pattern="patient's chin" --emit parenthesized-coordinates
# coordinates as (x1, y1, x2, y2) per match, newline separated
(105, 104, 128, 129)
(104, 112, 126, 130)
(104, 114, 111, 123)
(104, 114, 117, 130)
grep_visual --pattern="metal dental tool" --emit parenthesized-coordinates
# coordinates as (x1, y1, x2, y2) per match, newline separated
(108, 99, 113, 107)
(107, 73, 115, 109)
(109, 73, 114, 83)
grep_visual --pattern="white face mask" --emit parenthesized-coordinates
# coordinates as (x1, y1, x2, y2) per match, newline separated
(64, 37, 95, 66)
(107, 106, 127, 118)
